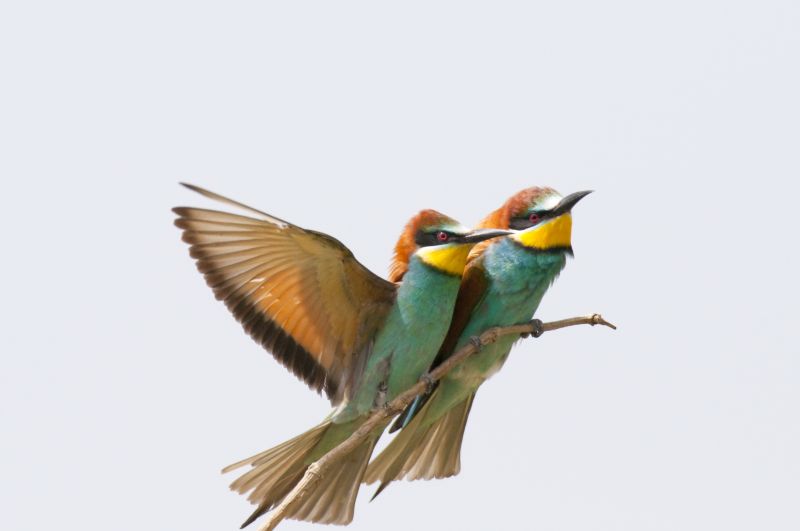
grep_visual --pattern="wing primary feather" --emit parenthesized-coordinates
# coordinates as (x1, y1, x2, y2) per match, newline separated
(174, 186, 398, 404)
(178, 184, 291, 227)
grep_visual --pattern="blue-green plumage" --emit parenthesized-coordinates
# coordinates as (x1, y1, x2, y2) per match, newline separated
(339, 256, 463, 420)
(230, 248, 487, 527)
(301, 256, 465, 475)
(365, 188, 590, 495)
(420, 240, 566, 422)
(174, 186, 512, 527)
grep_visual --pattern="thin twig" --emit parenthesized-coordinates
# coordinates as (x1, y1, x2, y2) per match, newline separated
(258, 313, 616, 531)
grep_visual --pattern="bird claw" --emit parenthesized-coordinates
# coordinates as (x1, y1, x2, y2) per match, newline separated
(419, 372, 435, 393)
(528, 318, 544, 338)
(469, 336, 482, 350)
(374, 382, 388, 409)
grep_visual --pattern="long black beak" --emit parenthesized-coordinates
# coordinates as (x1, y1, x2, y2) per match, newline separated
(551, 190, 593, 216)
(459, 228, 513, 244)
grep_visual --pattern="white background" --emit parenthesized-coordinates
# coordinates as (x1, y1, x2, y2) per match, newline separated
(2, 1, 798, 530)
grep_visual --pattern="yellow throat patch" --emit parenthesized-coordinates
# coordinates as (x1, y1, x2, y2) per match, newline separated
(417, 243, 471, 276)
(513, 213, 573, 249)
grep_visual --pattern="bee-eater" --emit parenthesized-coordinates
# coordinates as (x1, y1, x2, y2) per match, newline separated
(364, 187, 591, 497)
(173, 184, 510, 526)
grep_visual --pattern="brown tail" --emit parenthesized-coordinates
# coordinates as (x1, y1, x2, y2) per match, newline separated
(283, 435, 378, 524)
(224, 418, 378, 527)
(365, 393, 475, 498)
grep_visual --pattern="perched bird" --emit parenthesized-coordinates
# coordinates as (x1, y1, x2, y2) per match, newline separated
(365, 187, 591, 497)
(172, 184, 510, 526)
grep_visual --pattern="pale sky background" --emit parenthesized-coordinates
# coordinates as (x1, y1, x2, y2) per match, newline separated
(2, 1, 799, 530)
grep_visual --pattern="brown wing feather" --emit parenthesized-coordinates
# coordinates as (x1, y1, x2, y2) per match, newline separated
(173, 187, 396, 404)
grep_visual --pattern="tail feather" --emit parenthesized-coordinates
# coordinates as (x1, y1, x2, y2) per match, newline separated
(365, 393, 475, 498)
(229, 420, 331, 528)
(289, 437, 377, 524)
(227, 418, 383, 527)
(407, 393, 473, 480)
(227, 420, 329, 509)
(222, 424, 321, 474)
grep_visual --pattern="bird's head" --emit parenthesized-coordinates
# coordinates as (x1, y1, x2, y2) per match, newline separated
(476, 187, 592, 255)
(389, 210, 511, 282)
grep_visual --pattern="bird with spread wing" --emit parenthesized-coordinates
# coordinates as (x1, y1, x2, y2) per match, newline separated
(173, 184, 510, 526)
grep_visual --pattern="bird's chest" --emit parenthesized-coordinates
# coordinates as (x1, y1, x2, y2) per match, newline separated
(485, 243, 565, 297)
(449, 246, 566, 383)
(382, 271, 461, 389)
(344, 267, 461, 417)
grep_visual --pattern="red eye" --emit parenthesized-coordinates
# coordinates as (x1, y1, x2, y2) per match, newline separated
(528, 213, 540, 224)
(436, 231, 449, 242)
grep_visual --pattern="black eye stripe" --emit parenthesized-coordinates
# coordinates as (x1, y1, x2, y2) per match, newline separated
(510, 209, 551, 230)
(414, 229, 459, 247)
(508, 218, 532, 230)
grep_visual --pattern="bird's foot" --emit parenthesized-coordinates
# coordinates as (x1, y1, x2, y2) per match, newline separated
(374, 382, 389, 410)
(469, 335, 483, 350)
(419, 372, 435, 393)
(524, 318, 544, 338)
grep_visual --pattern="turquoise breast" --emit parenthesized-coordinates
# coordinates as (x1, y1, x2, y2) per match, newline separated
(443, 238, 567, 393)
(335, 255, 462, 421)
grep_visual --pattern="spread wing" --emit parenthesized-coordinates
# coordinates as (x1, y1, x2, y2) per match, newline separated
(173, 184, 396, 404)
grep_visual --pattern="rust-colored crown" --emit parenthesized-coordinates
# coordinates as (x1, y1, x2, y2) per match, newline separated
(476, 186, 558, 229)
(388, 209, 457, 282)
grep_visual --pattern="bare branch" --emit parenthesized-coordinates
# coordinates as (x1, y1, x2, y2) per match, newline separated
(257, 313, 616, 531)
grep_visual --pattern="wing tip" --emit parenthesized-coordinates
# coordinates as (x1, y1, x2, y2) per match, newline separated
(172, 207, 191, 223)
(179, 182, 205, 194)
(175, 183, 293, 228)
